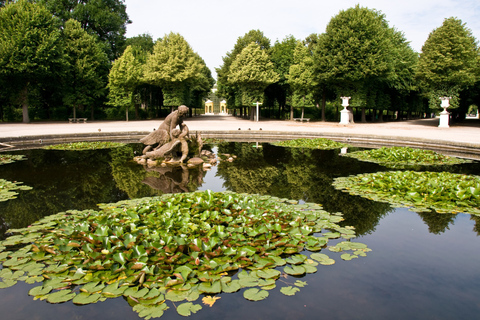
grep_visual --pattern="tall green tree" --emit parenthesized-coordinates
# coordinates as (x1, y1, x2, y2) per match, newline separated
(267, 35, 297, 119)
(40, 0, 130, 60)
(288, 40, 317, 120)
(228, 42, 279, 119)
(0, 0, 64, 123)
(416, 17, 479, 114)
(107, 45, 142, 120)
(216, 30, 271, 114)
(142, 33, 205, 107)
(63, 19, 109, 120)
(314, 5, 398, 121)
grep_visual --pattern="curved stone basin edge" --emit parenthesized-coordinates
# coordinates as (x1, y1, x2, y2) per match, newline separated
(1, 130, 480, 160)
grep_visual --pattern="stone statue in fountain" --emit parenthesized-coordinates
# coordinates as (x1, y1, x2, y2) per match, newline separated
(138, 105, 203, 164)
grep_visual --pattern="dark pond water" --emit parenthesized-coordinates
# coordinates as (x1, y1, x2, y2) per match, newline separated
(0, 142, 480, 320)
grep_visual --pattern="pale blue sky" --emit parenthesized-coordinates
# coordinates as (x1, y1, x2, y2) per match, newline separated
(123, 0, 480, 79)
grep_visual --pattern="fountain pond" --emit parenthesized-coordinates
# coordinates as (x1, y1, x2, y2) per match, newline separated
(0, 141, 479, 320)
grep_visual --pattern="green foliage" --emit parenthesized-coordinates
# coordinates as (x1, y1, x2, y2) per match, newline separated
(107, 45, 143, 110)
(314, 5, 417, 112)
(343, 146, 472, 169)
(288, 41, 318, 105)
(43, 141, 125, 150)
(228, 42, 280, 104)
(143, 32, 212, 106)
(0, 0, 64, 122)
(0, 154, 27, 165)
(333, 171, 480, 215)
(0, 191, 369, 318)
(0, 179, 32, 202)
(63, 19, 109, 117)
(271, 138, 349, 149)
(40, 0, 130, 60)
(216, 30, 271, 107)
(416, 17, 479, 109)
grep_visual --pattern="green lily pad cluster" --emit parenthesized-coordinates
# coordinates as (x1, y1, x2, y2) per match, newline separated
(0, 190, 369, 318)
(342, 146, 471, 168)
(272, 138, 349, 149)
(333, 171, 480, 215)
(0, 179, 32, 202)
(0, 154, 27, 165)
(43, 141, 125, 150)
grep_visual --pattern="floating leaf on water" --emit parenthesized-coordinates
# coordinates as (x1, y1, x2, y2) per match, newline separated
(221, 279, 241, 293)
(0, 191, 370, 318)
(73, 292, 101, 305)
(243, 288, 269, 301)
(46, 289, 76, 303)
(280, 286, 300, 296)
(202, 295, 221, 307)
(28, 285, 53, 296)
(256, 269, 281, 279)
(310, 253, 335, 265)
(284, 265, 306, 276)
(0, 279, 17, 288)
(176, 302, 202, 317)
(134, 303, 169, 319)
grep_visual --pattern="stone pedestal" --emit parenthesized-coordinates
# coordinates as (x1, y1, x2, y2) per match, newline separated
(438, 97, 451, 128)
(339, 97, 351, 125)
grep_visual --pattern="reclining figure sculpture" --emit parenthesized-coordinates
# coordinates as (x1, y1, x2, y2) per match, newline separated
(139, 105, 201, 163)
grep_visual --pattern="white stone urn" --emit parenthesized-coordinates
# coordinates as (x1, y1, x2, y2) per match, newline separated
(438, 97, 451, 128)
(340, 97, 351, 125)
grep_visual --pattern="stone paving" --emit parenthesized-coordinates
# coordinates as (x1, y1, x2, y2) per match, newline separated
(1, 115, 479, 154)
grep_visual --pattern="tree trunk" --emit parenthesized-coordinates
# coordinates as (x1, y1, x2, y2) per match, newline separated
(301, 107, 304, 120)
(290, 105, 294, 120)
(361, 107, 367, 123)
(378, 110, 384, 122)
(20, 85, 30, 123)
(321, 91, 326, 122)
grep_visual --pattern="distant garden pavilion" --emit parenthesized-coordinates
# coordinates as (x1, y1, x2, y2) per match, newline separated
(204, 85, 228, 115)
(204, 99, 227, 115)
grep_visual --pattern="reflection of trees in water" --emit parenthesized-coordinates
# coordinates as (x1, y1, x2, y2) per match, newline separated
(1, 142, 478, 239)
(216, 143, 393, 236)
(0, 148, 126, 237)
(471, 215, 480, 236)
(110, 144, 206, 198)
(417, 211, 457, 234)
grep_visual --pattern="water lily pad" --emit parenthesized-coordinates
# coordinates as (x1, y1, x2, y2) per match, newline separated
(310, 253, 336, 265)
(280, 286, 300, 296)
(243, 288, 269, 301)
(134, 303, 169, 319)
(176, 302, 202, 316)
(284, 265, 306, 275)
(73, 292, 101, 305)
(28, 285, 53, 296)
(46, 289, 76, 303)
(0, 191, 370, 319)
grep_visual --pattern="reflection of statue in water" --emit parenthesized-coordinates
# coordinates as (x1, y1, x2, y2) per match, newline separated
(139, 105, 201, 163)
(142, 165, 193, 194)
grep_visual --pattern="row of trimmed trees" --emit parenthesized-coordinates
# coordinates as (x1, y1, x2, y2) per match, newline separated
(107, 33, 214, 120)
(1, 2, 478, 122)
(0, 0, 214, 122)
(217, 5, 480, 121)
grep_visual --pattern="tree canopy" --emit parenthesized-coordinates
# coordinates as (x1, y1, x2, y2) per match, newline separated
(63, 19, 109, 120)
(39, 0, 131, 60)
(416, 17, 479, 110)
(228, 42, 279, 105)
(142, 32, 213, 107)
(0, 0, 64, 122)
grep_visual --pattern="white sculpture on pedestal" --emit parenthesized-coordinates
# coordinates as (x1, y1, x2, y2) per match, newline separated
(438, 97, 451, 128)
(340, 96, 352, 125)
